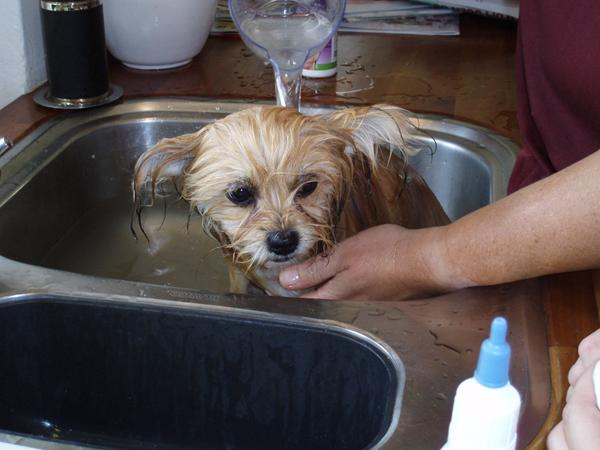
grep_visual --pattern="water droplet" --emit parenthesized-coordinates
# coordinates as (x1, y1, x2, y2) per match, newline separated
(436, 392, 448, 401)
(386, 310, 403, 320)
(153, 267, 173, 276)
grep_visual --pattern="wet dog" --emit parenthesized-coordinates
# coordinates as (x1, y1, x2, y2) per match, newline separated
(133, 105, 449, 296)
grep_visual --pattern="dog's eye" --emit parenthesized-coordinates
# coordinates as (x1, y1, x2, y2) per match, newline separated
(296, 181, 318, 198)
(226, 186, 254, 206)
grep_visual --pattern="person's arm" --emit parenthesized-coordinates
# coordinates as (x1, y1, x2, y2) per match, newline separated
(279, 149, 600, 300)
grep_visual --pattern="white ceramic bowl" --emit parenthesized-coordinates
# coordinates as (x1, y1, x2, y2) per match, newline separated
(103, 0, 218, 70)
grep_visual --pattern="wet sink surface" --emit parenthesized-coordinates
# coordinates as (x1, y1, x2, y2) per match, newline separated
(0, 99, 548, 450)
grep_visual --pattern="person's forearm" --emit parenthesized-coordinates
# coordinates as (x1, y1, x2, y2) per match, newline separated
(434, 149, 600, 288)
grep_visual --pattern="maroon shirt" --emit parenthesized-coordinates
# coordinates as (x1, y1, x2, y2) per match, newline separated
(508, 0, 600, 193)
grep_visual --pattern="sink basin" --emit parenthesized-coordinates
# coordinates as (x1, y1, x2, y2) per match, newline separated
(0, 293, 402, 450)
(0, 99, 517, 292)
(0, 99, 548, 450)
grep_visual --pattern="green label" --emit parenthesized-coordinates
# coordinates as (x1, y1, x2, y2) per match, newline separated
(314, 61, 337, 70)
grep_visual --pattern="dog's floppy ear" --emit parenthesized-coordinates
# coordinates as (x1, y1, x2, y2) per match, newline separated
(320, 104, 425, 166)
(133, 130, 205, 208)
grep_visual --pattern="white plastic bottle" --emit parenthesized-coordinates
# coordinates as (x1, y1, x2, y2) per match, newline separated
(302, 34, 337, 78)
(441, 317, 522, 450)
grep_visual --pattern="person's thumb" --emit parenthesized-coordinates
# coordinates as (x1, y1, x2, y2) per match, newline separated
(279, 254, 339, 290)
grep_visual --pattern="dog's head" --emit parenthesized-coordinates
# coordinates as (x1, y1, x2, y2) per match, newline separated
(133, 105, 422, 273)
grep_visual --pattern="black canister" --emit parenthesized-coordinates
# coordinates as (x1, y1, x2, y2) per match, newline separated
(40, 0, 110, 104)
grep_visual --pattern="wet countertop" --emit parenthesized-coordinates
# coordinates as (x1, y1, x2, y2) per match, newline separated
(0, 14, 598, 448)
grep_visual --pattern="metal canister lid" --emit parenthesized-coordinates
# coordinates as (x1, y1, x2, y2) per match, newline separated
(40, 0, 102, 12)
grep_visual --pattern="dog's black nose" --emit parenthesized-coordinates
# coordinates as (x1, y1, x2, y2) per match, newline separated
(266, 229, 299, 256)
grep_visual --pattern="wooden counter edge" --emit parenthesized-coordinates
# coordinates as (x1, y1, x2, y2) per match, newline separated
(526, 270, 600, 449)
(526, 346, 578, 449)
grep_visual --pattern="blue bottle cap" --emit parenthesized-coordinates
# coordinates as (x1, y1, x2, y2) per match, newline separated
(474, 317, 512, 388)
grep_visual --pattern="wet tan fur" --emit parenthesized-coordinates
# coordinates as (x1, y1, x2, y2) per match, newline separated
(133, 105, 449, 296)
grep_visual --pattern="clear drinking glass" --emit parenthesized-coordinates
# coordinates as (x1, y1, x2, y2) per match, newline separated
(228, 0, 346, 109)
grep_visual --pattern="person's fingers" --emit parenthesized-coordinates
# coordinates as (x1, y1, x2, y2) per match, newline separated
(577, 329, 600, 368)
(300, 278, 347, 300)
(566, 385, 574, 404)
(568, 330, 600, 386)
(568, 358, 585, 386)
(566, 361, 600, 414)
(562, 361, 600, 449)
(547, 421, 570, 450)
(280, 253, 341, 291)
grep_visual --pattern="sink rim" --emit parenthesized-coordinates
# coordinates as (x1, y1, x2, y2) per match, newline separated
(0, 97, 518, 211)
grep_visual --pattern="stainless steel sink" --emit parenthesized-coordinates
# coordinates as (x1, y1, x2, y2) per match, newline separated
(0, 99, 548, 450)
(0, 99, 517, 292)
(0, 292, 403, 450)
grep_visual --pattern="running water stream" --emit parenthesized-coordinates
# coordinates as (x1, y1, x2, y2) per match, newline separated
(231, 0, 344, 108)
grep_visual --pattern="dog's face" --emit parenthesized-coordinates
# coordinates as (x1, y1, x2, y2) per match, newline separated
(134, 104, 422, 278)
(183, 107, 354, 271)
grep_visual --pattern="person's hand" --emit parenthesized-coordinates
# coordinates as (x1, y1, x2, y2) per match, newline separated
(547, 329, 600, 449)
(279, 224, 470, 301)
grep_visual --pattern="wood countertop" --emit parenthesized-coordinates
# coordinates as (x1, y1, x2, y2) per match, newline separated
(0, 14, 597, 448)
